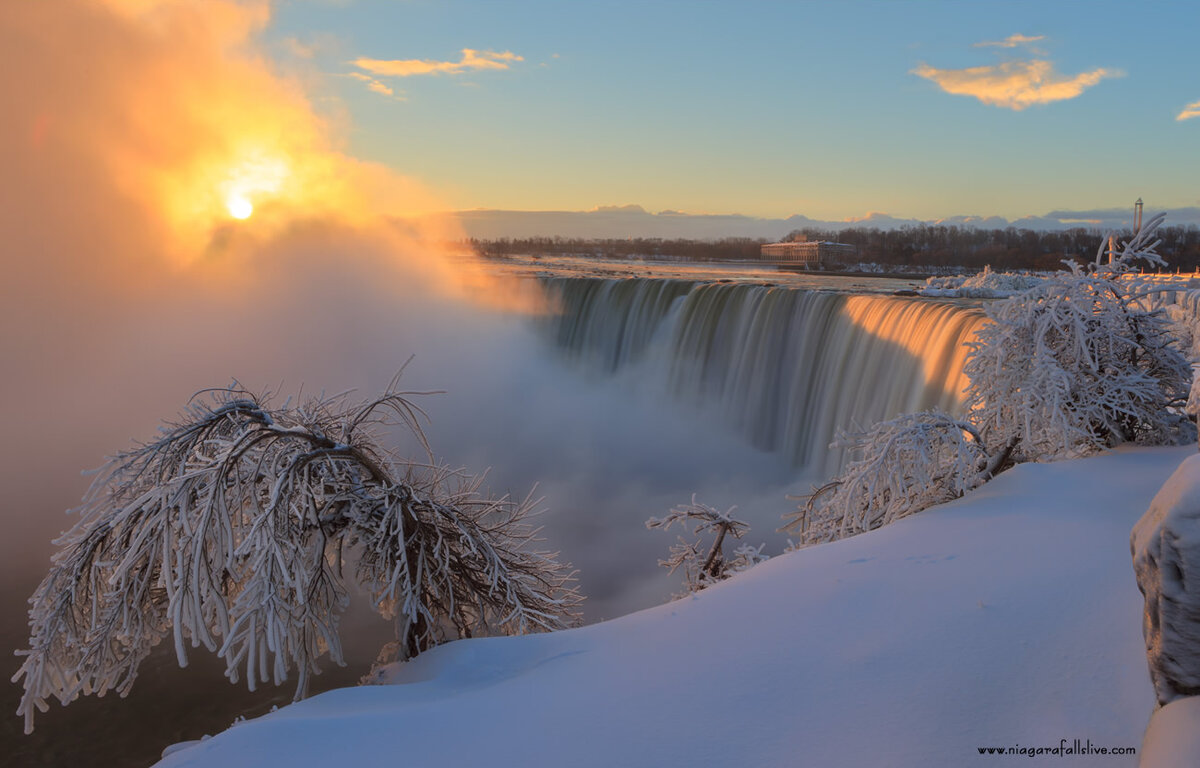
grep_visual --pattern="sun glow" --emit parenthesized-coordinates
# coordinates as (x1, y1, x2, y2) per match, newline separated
(218, 153, 288, 223)
(21, 0, 468, 278)
(227, 195, 253, 219)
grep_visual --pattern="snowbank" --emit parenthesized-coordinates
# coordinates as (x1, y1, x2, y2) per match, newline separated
(157, 447, 1192, 768)
(1140, 695, 1200, 767)
(922, 268, 1051, 298)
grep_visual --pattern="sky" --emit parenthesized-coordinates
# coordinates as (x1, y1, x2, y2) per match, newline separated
(260, 0, 1200, 222)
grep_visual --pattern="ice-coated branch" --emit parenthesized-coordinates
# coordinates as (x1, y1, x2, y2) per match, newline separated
(782, 411, 992, 546)
(647, 495, 766, 595)
(14, 380, 581, 733)
(1092, 212, 1169, 276)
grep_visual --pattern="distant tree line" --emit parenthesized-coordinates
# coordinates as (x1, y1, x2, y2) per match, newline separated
(472, 225, 1200, 272)
(472, 237, 767, 262)
(787, 224, 1200, 271)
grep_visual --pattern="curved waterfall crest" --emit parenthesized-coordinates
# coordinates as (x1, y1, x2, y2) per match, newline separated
(541, 277, 987, 475)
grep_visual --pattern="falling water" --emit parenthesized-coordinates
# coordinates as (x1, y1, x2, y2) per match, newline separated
(542, 277, 988, 476)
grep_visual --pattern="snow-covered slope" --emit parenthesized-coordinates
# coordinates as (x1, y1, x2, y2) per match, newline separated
(157, 447, 1192, 768)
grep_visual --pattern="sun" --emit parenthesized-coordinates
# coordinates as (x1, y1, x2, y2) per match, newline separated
(216, 152, 289, 226)
(227, 195, 253, 220)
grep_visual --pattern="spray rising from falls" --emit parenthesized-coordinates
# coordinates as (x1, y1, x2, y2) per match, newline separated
(542, 277, 988, 477)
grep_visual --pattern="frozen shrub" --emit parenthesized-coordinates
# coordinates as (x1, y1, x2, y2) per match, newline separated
(784, 411, 998, 545)
(965, 215, 1193, 461)
(14, 380, 581, 733)
(647, 496, 766, 595)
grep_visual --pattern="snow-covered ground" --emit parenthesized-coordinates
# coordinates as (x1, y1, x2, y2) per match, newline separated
(922, 268, 1200, 300)
(921, 268, 1053, 298)
(156, 445, 1193, 767)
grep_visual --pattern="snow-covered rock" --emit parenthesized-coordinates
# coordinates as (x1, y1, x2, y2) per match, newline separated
(1131, 453, 1200, 705)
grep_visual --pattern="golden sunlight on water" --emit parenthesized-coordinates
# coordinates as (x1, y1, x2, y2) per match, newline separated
(842, 295, 988, 408)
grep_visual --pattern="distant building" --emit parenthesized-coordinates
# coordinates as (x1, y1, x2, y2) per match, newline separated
(759, 239, 856, 267)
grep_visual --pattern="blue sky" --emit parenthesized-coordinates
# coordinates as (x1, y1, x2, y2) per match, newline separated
(265, 0, 1200, 221)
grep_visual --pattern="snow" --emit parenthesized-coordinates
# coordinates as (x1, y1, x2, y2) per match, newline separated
(1140, 695, 1200, 767)
(153, 445, 1193, 767)
(922, 268, 1052, 298)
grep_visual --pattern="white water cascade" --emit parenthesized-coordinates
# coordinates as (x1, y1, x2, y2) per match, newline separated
(541, 277, 988, 477)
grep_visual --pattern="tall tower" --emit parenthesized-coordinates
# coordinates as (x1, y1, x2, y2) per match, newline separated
(1135, 198, 1144, 233)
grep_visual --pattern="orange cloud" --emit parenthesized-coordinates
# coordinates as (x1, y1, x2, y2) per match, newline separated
(974, 34, 1045, 49)
(348, 71, 402, 98)
(281, 36, 317, 59)
(1177, 99, 1200, 121)
(353, 48, 523, 78)
(912, 59, 1116, 110)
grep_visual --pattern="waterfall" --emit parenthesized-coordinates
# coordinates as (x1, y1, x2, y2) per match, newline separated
(541, 277, 988, 476)
(544, 277, 697, 370)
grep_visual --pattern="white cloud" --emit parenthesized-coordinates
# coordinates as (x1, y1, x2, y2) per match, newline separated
(974, 34, 1045, 49)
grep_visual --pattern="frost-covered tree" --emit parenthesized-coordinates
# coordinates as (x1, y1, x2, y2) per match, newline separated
(964, 214, 1194, 461)
(783, 411, 1000, 545)
(646, 496, 767, 594)
(13, 381, 581, 733)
